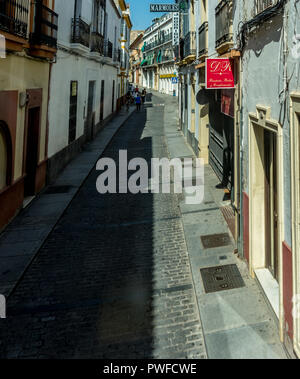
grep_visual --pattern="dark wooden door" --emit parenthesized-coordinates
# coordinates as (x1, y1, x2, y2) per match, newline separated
(86, 80, 95, 140)
(112, 80, 115, 113)
(69, 81, 78, 144)
(24, 107, 40, 196)
(100, 80, 105, 121)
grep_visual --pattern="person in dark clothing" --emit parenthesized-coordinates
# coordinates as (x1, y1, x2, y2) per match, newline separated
(141, 89, 147, 104)
(135, 94, 141, 111)
(125, 91, 132, 111)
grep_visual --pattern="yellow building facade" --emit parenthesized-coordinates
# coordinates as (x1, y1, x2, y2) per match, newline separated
(0, 0, 57, 230)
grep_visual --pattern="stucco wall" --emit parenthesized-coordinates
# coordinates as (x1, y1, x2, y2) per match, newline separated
(241, 1, 300, 247)
(0, 54, 50, 180)
(48, 0, 121, 158)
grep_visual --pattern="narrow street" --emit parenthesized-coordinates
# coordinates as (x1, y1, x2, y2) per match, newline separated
(0, 93, 288, 359)
(1, 0, 299, 363)
(0, 94, 207, 359)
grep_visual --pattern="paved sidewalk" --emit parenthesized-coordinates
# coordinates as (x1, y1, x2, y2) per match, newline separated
(0, 107, 135, 298)
(156, 92, 288, 359)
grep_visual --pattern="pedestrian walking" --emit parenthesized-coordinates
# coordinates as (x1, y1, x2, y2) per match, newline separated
(135, 93, 141, 112)
(125, 91, 132, 112)
(141, 89, 147, 104)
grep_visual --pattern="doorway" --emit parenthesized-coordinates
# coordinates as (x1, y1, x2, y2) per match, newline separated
(264, 129, 279, 281)
(249, 106, 284, 319)
(112, 80, 115, 114)
(100, 80, 105, 122)
(24, 107, 40, 197)
(291, 94, 300, 356)
(86, 80, 95, 141)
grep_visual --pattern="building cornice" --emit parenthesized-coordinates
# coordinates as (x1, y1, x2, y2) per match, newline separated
(109, 0, 121, 18)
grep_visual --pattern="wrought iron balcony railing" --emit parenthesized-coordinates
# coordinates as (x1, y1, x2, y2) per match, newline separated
(0, 0, 29, 39)
(198, 21, 208, 57)
(104, 39, 113, 58)
(91, 31, 104, 55)
(254, 0, 278, 15)
(183, 31, 196, 58)
(30, 1, 58, 48)
(215, 0, 233, 50)
(144, 33, 172, 52)
(161, 55, 173, 63)
(71, 17, 90, 48)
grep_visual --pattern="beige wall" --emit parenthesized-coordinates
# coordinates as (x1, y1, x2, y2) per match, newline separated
(0, 54, 50, 181)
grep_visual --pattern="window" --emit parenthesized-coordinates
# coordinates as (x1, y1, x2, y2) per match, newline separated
(93, 0, 106, 35)
(74, 0, 82, 18)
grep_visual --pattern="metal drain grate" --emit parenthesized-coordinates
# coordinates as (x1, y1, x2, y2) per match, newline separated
(221, 206, 236, 239)
(201, 233, 232, 249)
(45, 185, 73, 195)
(200, 264, 245, 293)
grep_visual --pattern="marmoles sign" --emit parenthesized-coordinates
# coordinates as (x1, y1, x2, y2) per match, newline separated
(150, 4, 179, 12)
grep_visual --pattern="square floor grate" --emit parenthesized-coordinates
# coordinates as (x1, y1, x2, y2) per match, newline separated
(201, 233, 232, 249)
(45, 185, 73, 195)
(200, 264, 245, 294)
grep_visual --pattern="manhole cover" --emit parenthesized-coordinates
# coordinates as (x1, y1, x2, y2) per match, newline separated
(45, 186, 73, 194)
(201, 233, 231, 249)
(200, 264, 245, 293)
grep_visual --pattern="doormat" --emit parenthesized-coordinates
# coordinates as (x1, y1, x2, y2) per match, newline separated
(201, 233, 232, 249)
(44, 186, 73, 195)
(221, 206, 236, 240)
(200, 264, 245, 294)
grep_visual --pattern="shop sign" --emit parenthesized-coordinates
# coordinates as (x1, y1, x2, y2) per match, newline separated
(160, 74, 177, 79)
(172, 12, 180, 46)
(206, 58, 235, 89)
(150, 4, 179, 12)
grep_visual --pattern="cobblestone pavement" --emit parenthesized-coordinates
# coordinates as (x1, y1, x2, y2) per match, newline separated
(0, 95, 207, 359)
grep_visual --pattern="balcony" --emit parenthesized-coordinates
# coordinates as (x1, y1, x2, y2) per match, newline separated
(254, 0, 278, 15)
(183, 31, 196, 60)
(198, 22, 208, 59)
(144, 33, 172, 52)
(71, 17, 90, 50)
(104, 40, 113, 58)
(30, 1, 58, 50)
(91, 31, 104, 55)
(215, 0, 233, 54)
(157, 33, 172, 46)
(161, 55, 173, 63)
(0, 0, 29, 39)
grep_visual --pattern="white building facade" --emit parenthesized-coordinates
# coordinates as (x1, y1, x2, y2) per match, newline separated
(47, 0, 130, 182)
(141, 13, 178, 96)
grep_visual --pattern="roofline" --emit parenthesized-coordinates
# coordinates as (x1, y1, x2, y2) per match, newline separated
(109, 0, 121, 18)
(129, 33, 144, 49)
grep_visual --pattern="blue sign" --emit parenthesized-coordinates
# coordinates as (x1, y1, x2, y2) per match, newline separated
(172, 77, 178, 84)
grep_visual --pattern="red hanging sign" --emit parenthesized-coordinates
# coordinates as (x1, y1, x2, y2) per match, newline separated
(206, 58, 235, 89)
(221, 89, 235, 118)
